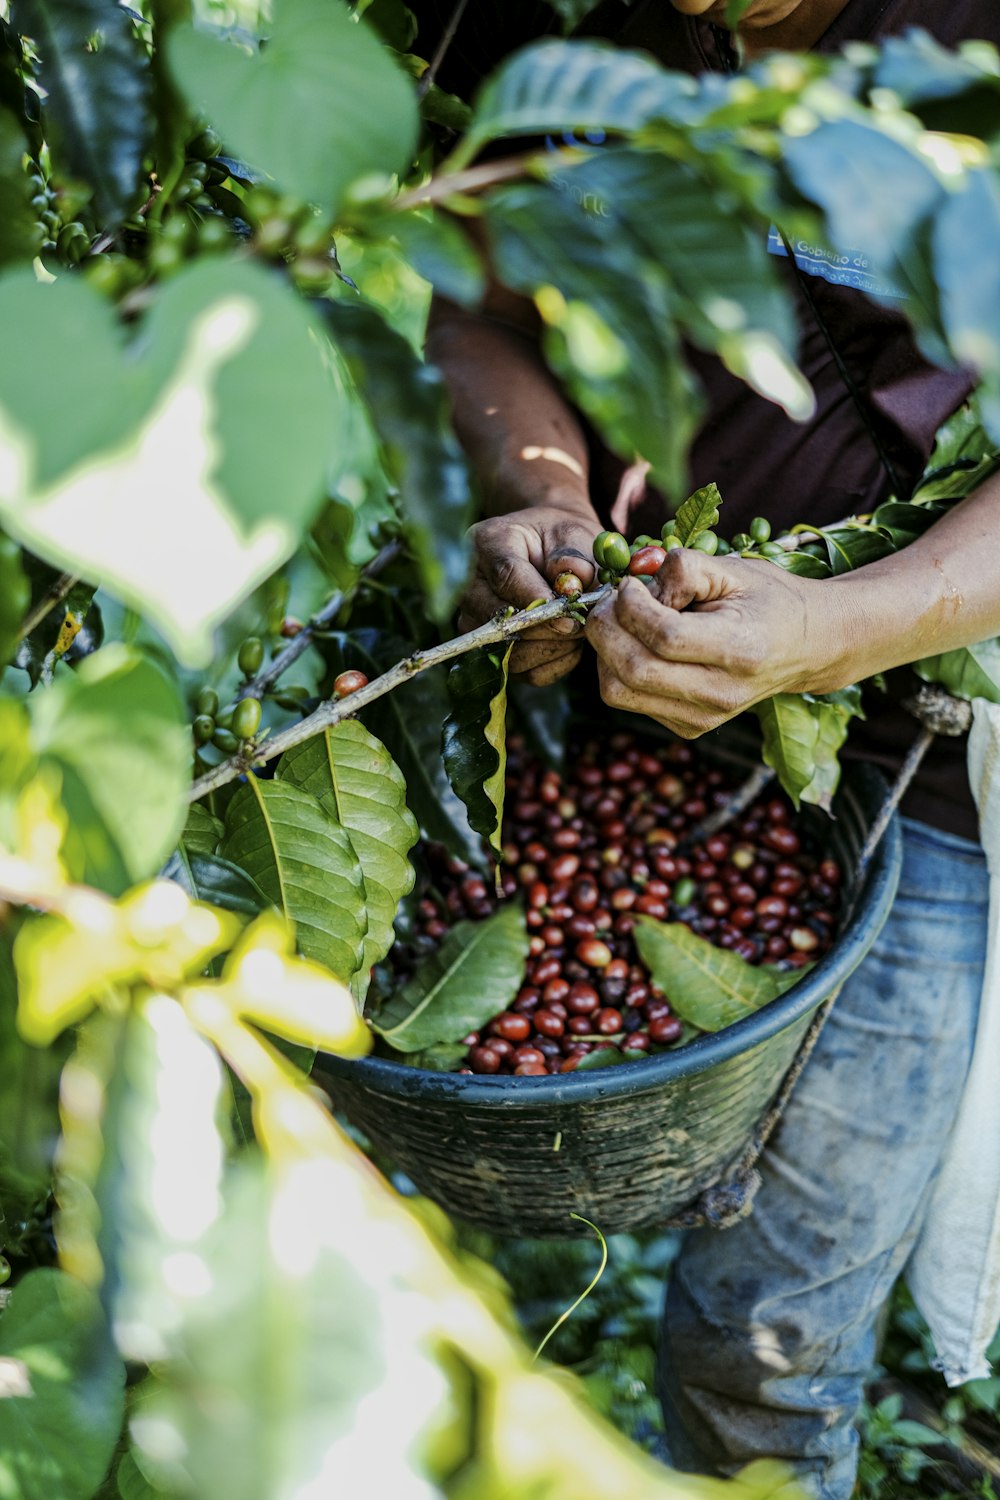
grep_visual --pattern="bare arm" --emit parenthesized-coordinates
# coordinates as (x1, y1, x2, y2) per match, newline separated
(586, 471, 1000, 736)
(428, 281, 603, 683)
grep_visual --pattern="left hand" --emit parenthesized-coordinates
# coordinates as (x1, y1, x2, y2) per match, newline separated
(585, 549, 856, 737)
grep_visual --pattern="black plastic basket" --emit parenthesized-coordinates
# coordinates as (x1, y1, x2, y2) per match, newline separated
(316, 763, 901, 1237)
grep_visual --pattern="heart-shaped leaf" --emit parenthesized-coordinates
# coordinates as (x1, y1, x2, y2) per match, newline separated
(277, 723, 418, 984)
(168, 0, 418, 216)
(442, 644, 512, 863)
(374, 903, 528, 1053)
(0, 1268, 125, 1500)
(12, 0, 151, 227)
(633, 916, 781, 1032)
(28, 645, 190, 895)
(0, 261, 343, 664)
(755, 688, 862, 810)
(219, 777, 367, 984)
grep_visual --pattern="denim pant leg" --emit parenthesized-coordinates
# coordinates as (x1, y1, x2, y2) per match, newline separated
(657, 818, 989, 1500)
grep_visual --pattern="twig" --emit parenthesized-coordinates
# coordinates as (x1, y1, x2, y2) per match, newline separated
(237, 539, 403, 704)
(393, 145, 581, 213)
(188, 587, 608, 804)
(417, 0, 470, 100)
(17, 573, 80, 641)
(680, 762, 776, 849)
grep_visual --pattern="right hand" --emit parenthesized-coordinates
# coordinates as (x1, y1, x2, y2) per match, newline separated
(457, 506, 600, 685)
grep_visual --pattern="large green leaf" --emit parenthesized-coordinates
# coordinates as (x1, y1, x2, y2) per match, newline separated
(219, 777, 367, 984)
(915, 639, 1000, 705)
(12, 0, 150, 227)
(0, 261, 342, 665)
(442, 645, 512, 864)
(0, 1268, 125, 1500)
(278, 723, 418, 980)
(168, 0, 418, 217)
(181, 803, 223, 857)
(341, 632, 482, 866)
(0, 936, 65, 1239)
(566, 149, 808, 415)
(457, 39, 696, 165)
(486, 180, 701, 497)
(323, 300, 472, 621)
(28, 646, 189, 896)
(374, 903, 528, 1053)
(633, 916, 781, 1032)
(0, 106, 41, 268)
(375, 209, 485, 310)
(933, 171, 1000, 443)
(815, 525, 895, 576)
(754, 687, 862, 811)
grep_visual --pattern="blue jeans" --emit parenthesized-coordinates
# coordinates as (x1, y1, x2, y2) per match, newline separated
(658, 817, 989, 1499)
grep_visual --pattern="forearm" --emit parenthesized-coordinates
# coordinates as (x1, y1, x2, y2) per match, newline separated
(426, 300, 597, 521)
(820, 473, 1000, 689)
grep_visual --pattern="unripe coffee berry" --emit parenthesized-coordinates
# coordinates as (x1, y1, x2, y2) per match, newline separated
(238, 636, 264, 677)
(196, 687, 219, 718)
(553, 571, 584, 600)
(601, 533, 632, 573)
(749, 516, 772, 544)
(333, 670, 369, 698)
(193, 713, 215, 745)
(232, 697, 262, 740)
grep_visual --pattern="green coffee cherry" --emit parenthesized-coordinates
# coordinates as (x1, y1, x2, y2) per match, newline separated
(673, 876, 696, 908)
(749, 516, 772, 544)
(189, 125, 222, 159)
(715, 537, 731, 556)
(592, 529, 614, 567)
(193, 713, 216, 745)
(0, 1255, 10, 1287)
(601, 532, 632, 573)
(57, 221, 89, 264)
(663, 534, 683, 550)
(597, 567, 614, 584)
(196, 687, 219, 718)
(630, 534, 657, 552)
(215, 705, 235, 729)
(758, 540, 786, 560)
(232, 696, 262, 740)
(196, 215, 232, 253)
(238, 636, 264, 677)
(731, 532, 753, 552)
(691, 531, 719, 555)
(212, 727, 239, 753)
(661, 519, 677, 540)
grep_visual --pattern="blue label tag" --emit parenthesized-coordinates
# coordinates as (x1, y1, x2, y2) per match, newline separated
(767, 226, 906, 301)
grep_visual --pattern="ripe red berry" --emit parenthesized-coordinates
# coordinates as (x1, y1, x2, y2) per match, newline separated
(553, 570, 584, 600)
(628, 545, 667, 577)
(333, 669, 368, 698)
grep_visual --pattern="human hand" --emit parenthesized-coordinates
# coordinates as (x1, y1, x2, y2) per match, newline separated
(458, 505, 601, 685)
(585, 549, 855, 736)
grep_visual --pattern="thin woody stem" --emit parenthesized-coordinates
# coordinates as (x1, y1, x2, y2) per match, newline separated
(17, 573, 81, 641)
(188, 587, 608, 804)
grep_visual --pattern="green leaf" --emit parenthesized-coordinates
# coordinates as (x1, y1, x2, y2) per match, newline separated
(0, 1268, 125, 1500)
(323, 300, 472, 621)
(181, 803, 223, 857)
(0, 261, 341, 665)
(29, 646, 189, 895)
(168, 0, 418, 217)
(870, 500, 945, 548)
(674, 483, 722, 547)
(374, 904, 529, 1053)
(342, 632, 483, 867)
(486, 181, 701, 497)
(442, 644, 512, 863)
(457, 39, 696, 165)
(915, 639, 1000, 705)
(754, 688, 863, 810)
(913, 451, 1000, 504)
(0, 535, 28, 669)
(397, 1041, 469, 1072)
(219, 777, 367, 984)
(816, 525, 895, 575)
(12, 0, 151, 227)
(14, 565, 98, 689)
(379, 210, 485, 309)
(277, 722, 417, 981)
(770, 549, 831, 580)
(0, 106, 42, 268)
(0, 936, 66, 1234)
(933, 170, 1000, 443)
(161, 850, 272, 921)
(633, 916, 781, 1032)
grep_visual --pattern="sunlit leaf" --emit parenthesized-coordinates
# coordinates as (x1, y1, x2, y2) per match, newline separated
(219, 777, 367, 984)
(374, 903, 528, 1053)
(674, 483, 722, 546)
(755, 687, 863, 810)
(442, 645, 512, 863)
(168, 0, 418, 216)
(915, 638, 1000, 704)
(278, 723, 418, 980)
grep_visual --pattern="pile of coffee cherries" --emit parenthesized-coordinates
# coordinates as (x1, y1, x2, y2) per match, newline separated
(402, 732, 843, 1077)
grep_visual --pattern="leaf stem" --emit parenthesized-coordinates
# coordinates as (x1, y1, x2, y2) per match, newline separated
(393, 145, 580, 212)
(189, 586, 609, 804)
(532, 1214, 608, 1364)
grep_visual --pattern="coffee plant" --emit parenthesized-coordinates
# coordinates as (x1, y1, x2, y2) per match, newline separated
(1, 0, 1000, 1493)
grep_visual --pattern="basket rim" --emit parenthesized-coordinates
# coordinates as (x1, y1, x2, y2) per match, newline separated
(316, 762, 902, 1107)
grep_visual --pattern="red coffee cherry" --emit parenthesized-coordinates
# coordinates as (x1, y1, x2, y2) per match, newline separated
(469, 1046, 501, 1074)
(333, 669, 368, 698)
(648, 1015, 683, 1044)
(628, 545, 667, 576)
(575, 938, 613, 969)
(553, 570, 584, 600)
